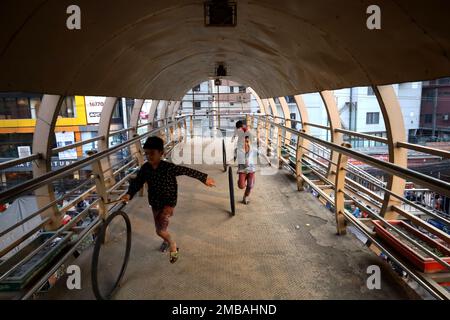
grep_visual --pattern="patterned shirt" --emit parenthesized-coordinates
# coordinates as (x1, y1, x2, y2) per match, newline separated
(127, 160, 208, 209)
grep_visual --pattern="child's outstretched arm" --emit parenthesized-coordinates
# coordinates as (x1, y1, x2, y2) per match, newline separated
(173, 165, 216, 187)
(122, 164, 148, 201)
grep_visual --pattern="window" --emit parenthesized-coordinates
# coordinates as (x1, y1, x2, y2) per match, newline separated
(424, 114, 433, 123)
(443, 114, 449, 121)
(59, 96, 76, 118)
(286, 96, 295, 103)
(438, 78, 450, 85)
(230, 86, 234, 93)
(193, 85, 201, 92)
(367, 87, 375, 96)
(0, 133, 34, 158)
(0, 97, 32, 119)
(238, 86, 246, 93)
(366, 112, 380, 124)
(194, 101, 201, 110)
(111, 99, 123, 124)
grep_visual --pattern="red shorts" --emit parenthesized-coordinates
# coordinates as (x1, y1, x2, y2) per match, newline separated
(151, 206, 174, 232)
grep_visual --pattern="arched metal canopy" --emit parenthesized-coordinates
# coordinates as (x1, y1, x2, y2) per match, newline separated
(0, 0, 449, 99)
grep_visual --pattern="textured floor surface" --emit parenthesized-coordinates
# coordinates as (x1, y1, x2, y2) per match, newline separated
(40, 139, 416, 300)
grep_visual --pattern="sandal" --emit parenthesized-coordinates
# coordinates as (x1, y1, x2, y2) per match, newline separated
(170, 248, 179, 264)
(159, 241, 170, 252)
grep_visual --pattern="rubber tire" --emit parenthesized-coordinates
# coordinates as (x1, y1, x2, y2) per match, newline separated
(91, 210, 132, 300)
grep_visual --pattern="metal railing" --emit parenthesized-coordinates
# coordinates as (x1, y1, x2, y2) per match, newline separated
(0, 116, 187, 299)
(249, 114, 450, 299)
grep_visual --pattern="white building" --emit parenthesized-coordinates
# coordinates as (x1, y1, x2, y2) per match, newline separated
(249, 83, 422, 147)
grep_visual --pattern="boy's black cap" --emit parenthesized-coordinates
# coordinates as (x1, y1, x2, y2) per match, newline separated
(143, 136, 164, 151)
(235, 120, 243, 128)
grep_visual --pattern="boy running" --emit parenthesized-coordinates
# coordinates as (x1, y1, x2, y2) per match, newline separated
(121, 136, 216, 263)
(237, 135, 256, 204)
(232, 120, 253, 162)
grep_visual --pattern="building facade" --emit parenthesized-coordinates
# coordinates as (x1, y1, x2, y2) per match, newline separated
(0, 93, 133, 192)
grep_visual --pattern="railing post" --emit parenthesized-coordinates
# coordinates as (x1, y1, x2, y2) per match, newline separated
(335, 142, 351, 235)
(295, 130, 306, 191)
(32, 94, 64, 230)
(177, 120, 182, 142)
(266, 119, 271, 157)
(256, 116, 261, 149)
(277, 125, 283, 169)
(96, 97, 118, 217)
(294, 95, 310, 191)
(278, 97, 292, 144)
(169, 121, 174, 143)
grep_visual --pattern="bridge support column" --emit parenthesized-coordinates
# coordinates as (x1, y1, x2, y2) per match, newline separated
(294, 95, 310, 191)
(94, 97, 117, 218)
(278, 97, 292, 140)
(32, 95, 64, 230)
(320, 91, 343, 182)
(129, 99, 145, 167)
(373, 85, 407, 219)
(335, 143, 352, 235)
(128, 99, 146, 198)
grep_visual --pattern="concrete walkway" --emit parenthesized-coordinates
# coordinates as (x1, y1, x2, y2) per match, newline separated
(41, 139, 416, 299)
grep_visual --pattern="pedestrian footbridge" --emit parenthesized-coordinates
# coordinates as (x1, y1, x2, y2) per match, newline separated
(0, 1, 450, 300)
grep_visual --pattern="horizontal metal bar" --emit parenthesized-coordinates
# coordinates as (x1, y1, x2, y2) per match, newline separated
(344, 184, 382, 208)
(0, 217, 51, 258)
(109, 127, 133, 136)
(341, 209, 447, 300)
(58, 186, 96, 215)
(304, 153, 329, 169)
(342, 166, 450, 227)
(301, 159, 332, 184)
(107, 168, 139, 194)
(347, 163, 387, 188)
(343, 165, 385, 188)
(339, 191, 450, 271)
(299, 145, 337, 166)
(335, 128, 388, 144)
(0, 177, 96, 238)
(20, 217, 102, 300)
(257, 117, 450, 198)
(301, 173, 334, 204)
(112, 158, 137, 177)
(0, 199, 100, 282)
(135, 122, 153, 129)
(51, 136, 105, 154)
(108, 155, 134, 173)
(345, 177, 384, 203)
(397, 141, 450, 159)
(0, 122, 178, 204)
(391, 206, 450, 244)
(303, 122, 330, 130)
(0, 154, 42, 171)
